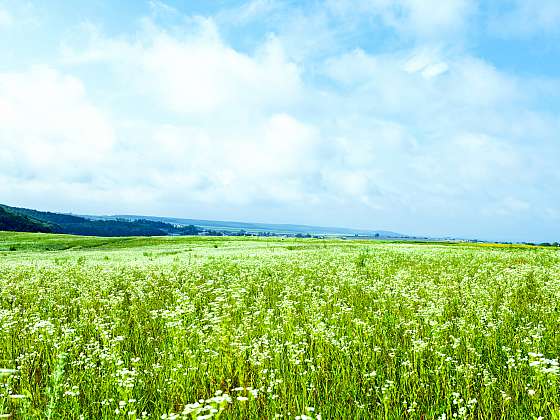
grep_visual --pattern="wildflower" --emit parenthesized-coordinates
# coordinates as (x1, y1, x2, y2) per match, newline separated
(0, 369, 17, 377)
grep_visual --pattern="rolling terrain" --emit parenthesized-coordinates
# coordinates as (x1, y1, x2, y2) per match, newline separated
(0, 206, 54, 233)
(0, 204, 199, 237)
(90, 214, 405, 237)
(1, 203, 406, 238)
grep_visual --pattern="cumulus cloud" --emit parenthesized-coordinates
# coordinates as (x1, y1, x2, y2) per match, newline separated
(318, 44, 557, 229)
(37, 19, 560, 224)
(140, 28, 301, 115)
(124, 113, 322, 206)
(55, 18, 320, 207)
(1, 3, 560, 241)
(0, 66, 114, 181)
(62, 19, 302, 115)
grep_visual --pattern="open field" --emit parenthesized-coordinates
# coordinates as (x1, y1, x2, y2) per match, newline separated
(0, 232, 559, 419)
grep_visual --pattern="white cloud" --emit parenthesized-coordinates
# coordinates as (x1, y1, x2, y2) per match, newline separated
(55, 20, 325, 210)
(322, 46, 521, 123)
(318, 45, 557, 224)
(481, 196, 531, 218)
(0, 67, 114, 182)
(404, 48, 449, 79)
(62, 19, 302, 115)
(148, 0, 179, 17)
(395, 0, 475, 39)
(327, 0, 475, 40)
(140, 28, 301, 115)
(130, 113, 321, 205)
(2, 7, 560, 240)
(324, 49, 379, 85)
(217, 0, 282, 25)
(429, 133, 521, 187)
(0, 8, 12, 27)
(489, 0, 560, 37)
(54, 20, 559, 224)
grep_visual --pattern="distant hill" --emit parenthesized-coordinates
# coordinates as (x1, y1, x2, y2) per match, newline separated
(0, 206, 55, 233)
(88, 214, 406, 238)
(0, 204, 199, 237)
(1, 203, 407, 238)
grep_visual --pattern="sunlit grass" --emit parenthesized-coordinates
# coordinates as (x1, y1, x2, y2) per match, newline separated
(1, 233, 559, 418)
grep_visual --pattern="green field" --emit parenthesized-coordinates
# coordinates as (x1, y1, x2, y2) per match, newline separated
(0, 232, 559, 419)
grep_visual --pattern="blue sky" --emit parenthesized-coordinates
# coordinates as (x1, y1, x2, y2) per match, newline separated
(1, 0, 559, 242)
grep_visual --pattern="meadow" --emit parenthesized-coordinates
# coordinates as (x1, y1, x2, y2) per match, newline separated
(0, 232, 559, 419)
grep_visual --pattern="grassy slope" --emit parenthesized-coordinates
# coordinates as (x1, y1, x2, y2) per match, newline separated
(0, 231, 257, 252)
(0, 231, 549, 254)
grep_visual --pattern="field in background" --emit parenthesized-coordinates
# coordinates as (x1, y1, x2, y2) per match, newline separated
(0, 232, 559, 419)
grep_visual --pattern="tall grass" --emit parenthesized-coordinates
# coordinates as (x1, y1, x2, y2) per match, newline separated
(0, 235, 559, 418)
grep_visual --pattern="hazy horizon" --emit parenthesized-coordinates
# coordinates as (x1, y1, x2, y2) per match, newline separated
(1, 201, 548, 243)
(1, 1, 559, 243)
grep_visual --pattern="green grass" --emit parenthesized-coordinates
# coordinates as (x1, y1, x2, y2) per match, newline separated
(0, 232, 559, 419)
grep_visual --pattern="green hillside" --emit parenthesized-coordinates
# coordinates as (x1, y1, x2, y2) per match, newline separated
(0, 204, 199, 237)
(0, 206, 54, 233)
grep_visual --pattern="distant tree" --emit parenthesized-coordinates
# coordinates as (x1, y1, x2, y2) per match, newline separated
(0, 206, 54, 233)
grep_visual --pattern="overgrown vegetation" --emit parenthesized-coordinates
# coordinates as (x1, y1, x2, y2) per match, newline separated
(0, 234, 559, 418)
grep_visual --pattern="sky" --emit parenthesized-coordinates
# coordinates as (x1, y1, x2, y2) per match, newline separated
(0, 0, 559, 242)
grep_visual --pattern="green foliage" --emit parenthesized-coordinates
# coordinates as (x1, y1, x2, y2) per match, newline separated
(0, 204, 201, 237)
(0, 206, 54, 233)
(0, 233, 559, 419)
